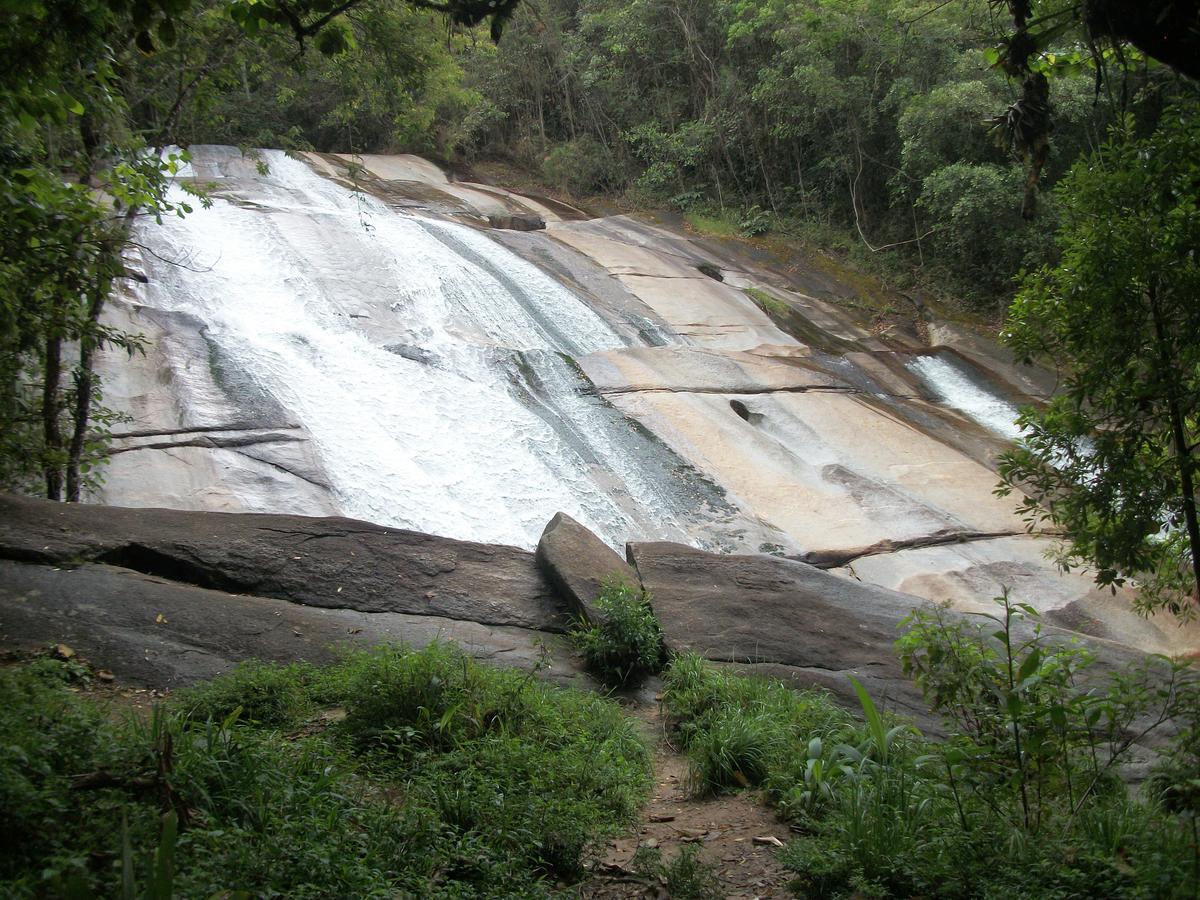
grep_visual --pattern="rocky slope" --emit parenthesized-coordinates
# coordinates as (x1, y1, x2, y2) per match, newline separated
(86, 146, 1195, 657)
(0, 497, 1176, 756)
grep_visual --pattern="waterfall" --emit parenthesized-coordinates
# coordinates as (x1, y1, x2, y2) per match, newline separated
(907, 354, 1024, 441)
(128, 147, 728, 549)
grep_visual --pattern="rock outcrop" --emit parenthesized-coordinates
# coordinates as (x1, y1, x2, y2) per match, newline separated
(0, 496, 1177, 773)
(629, 540, 936, 724)
(78, 146, 1198, 664)
(536, 511, 639, 626)
(0, 494, 561, 630)
(488, 212, 546, 231)
(0, 560, 580, 688)
(626, 540, 1170, 747)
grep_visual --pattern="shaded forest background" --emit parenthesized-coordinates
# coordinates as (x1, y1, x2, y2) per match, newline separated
(130, 0, 1198, 308)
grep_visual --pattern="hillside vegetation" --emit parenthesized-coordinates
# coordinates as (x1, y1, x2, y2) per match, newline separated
(7, 597, 1200, 897)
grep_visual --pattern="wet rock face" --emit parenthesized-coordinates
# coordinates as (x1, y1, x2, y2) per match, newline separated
(86, 146, 1196, 655)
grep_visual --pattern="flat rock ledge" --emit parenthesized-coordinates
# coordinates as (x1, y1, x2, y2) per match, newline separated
(0, 494, 560, 629)
(0, 494, 588, 689)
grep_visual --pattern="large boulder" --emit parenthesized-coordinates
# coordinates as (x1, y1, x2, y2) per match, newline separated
(0, 495, 563, 631)
(536, 512, 639, 626)
(628, 540, 935, 726)
(0, 560, 585, 689)
(626, 541, 1164, 739)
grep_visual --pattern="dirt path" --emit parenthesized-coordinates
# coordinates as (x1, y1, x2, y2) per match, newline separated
(581, 702, 794, 899)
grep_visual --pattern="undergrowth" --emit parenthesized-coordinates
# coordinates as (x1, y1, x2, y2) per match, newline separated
(569, 577, 665, 687)
(0, 642, 651, 897)
(661, 594, 1200, 899)
(630, 844, 721, 899)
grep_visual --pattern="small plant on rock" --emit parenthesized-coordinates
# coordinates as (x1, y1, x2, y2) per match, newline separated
(570, 577, 665, 687)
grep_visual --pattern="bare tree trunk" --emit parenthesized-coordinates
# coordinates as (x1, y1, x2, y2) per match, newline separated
(42, 333, 64, 500)
(65, 286, 106, 502)
(1149, 282, 1200, 603)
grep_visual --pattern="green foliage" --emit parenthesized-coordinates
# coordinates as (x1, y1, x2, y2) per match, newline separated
(0, 645, 652, 896)
(130, 4, 482, 156)
(661, 652, 850, 795)
(998, 110, 1200, 614)
(743, 286, 789, 317)
(461, 0, 1196, 308)
(684, 211, 740, 238)
(663, 609, 1200, 899)
(541, 137, 624, 195)
(569, 577, 665, 687)
(737, 204, 771, 237)
(898, 593, 1183, 835)
(630, 843, 721, 898)
(917, 161, 1055, 302)
(173, 659, 319, 726)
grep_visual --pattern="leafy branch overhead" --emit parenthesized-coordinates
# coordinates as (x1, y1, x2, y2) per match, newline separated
(986, 0, 1200, 217)
(229, 0, 522, 48)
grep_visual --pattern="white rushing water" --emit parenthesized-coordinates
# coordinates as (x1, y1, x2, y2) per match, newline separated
(907, 354, 1024, 441)
(131, 147, 727, 549)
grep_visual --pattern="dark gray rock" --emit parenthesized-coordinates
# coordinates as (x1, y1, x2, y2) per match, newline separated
(0, 495, 564, 631)
(487, 213, 546, 231)
(536, 512, 639, 626)
(626, 541, 1168, 744)
(0, 560, 587, 689)
(627, 540, 936, 727)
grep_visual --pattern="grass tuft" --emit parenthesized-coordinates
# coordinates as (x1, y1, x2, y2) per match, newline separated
(570, 577, 665, 687)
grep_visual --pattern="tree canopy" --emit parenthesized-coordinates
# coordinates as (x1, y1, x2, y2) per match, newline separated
(999, 111, 1200, 614)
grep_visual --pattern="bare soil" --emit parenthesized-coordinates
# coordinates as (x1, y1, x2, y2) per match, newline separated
(580, 703, 794, 899)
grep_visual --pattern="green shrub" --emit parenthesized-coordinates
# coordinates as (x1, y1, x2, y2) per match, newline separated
(684, 707, 788, 792)
(173, 659, 318, 726)
(662, 652, 850, 797)
(0, 644, 653, 897)
(662, 610, 1200, 899)
(738, 204, 772, 236)
(541, 137, 624, 196)
(570, 578, 665, 687)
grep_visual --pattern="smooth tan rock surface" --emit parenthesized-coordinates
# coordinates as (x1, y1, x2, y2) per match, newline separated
(604, 388, 1025, 553)
(550, 221, 792, 349)
(846, 535, 1200, 655)
(577, 346, 847, 395)
(78, 147, 1197, 659)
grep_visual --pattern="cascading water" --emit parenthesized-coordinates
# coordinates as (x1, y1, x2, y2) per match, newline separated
(906, 354, 1024, 441)
(128, 147, 733, 550)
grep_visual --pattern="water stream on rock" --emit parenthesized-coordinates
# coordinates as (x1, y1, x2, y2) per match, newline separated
(128, 148, 734, 550)
(907, 354, 1024, 441)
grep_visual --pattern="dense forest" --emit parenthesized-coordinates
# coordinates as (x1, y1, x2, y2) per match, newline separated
(121, 0, 1200, 309)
